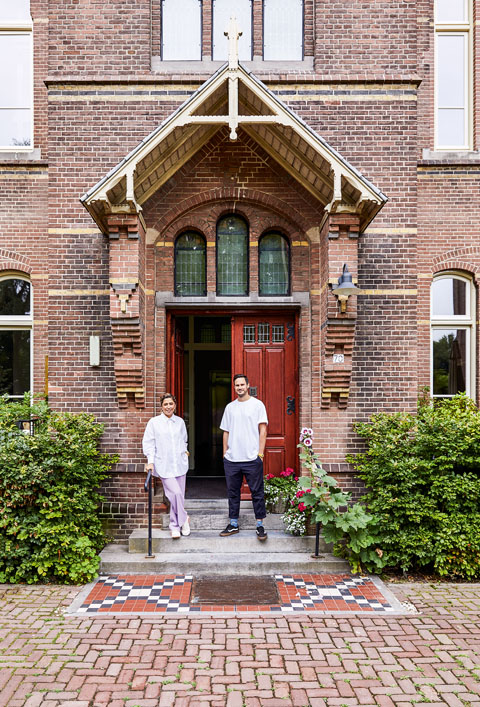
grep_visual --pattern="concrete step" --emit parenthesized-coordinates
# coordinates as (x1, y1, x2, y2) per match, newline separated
(183, 510, 286, 530)
(99, 543, 350, 575)
(128, 528, 331, 554)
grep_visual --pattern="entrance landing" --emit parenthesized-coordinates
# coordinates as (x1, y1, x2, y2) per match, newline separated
(68, 573, 410, 615)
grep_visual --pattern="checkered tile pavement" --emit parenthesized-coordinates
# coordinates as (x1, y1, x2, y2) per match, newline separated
(75, 573, 400, 614)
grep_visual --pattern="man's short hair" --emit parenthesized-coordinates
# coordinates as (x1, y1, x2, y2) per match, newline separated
(233, 373, 249, 385)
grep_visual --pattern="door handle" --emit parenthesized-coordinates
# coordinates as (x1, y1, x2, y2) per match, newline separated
(286, 396, 295, 415)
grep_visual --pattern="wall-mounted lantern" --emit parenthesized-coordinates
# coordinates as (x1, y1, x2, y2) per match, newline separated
(332, 264, 361, 313)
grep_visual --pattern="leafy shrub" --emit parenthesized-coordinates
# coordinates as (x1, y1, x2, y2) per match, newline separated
(0, 394, 117, 584)
(348, 393, 480, 579)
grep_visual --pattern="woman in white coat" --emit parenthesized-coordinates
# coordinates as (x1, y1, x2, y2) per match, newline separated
(142, 393, 190, 539)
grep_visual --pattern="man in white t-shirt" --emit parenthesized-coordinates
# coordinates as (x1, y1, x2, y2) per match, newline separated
(219, 373, 268, 541)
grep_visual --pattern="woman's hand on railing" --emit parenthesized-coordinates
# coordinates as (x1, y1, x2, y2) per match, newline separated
(145, 463, 154, 473)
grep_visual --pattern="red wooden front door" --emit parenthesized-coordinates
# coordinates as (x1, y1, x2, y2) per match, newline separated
(167, 315, 185, 417)
(231, 314, 298, 479)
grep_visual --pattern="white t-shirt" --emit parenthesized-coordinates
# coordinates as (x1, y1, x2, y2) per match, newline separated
(220, 397, 268, 462)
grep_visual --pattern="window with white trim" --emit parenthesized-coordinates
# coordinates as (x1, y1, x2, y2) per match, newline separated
(0, 0, 32, 149)
(161, 0, 202, 60)
(431, 273, 475, 398)
(434, 0, 472, 150)
(263, 0, 303, 60)
(0, 276, 32, 398)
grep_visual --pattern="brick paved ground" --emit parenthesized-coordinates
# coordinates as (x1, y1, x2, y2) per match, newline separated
(1, 581, 479, 706)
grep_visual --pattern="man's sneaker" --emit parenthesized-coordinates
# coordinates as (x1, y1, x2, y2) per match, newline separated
(256, 525, 267, 541)
(219, 523, 239, 537)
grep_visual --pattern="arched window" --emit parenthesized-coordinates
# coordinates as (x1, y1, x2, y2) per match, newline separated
(174, 232, 206, 296)
(216, 215, 248, 296)
(259, 232, 290, 295)
(0, 276, 32, 398)
(431, 272, 475, 398)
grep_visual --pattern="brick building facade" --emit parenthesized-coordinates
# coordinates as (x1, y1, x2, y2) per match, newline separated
(2, 1, 479, 539)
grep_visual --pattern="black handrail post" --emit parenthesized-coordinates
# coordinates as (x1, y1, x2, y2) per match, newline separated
(144, 469, 155, 559)
(311, 521, 321, 559)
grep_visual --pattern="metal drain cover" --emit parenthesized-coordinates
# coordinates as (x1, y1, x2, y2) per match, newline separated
(191, 575, 279, 605)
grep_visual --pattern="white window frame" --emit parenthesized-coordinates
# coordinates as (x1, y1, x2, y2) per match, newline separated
(212, 0, 253, 61)
(161, 0, 202, 61)
(434, 0, 472, 150)
(263, 0, 304, 61)
(0, 10, 33, 151)
(0, 275, 33, 399)
(430, 272, 475, 399)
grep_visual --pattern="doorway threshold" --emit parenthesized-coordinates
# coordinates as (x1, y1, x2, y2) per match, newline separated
(185, 476, 226, 499)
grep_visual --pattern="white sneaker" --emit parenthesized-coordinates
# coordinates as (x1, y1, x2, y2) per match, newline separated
(181, 516, 191, 536)
(171, 528, 181, 539)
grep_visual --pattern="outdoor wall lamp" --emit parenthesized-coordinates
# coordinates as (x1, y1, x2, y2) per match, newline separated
(332, 264, 361, 313)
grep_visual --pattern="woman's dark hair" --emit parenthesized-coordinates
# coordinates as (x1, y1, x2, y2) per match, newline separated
(160, 393, 176, 406)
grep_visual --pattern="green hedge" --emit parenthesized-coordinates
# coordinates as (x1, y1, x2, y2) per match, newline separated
(348, 394, 480, 579)
(0, 395, 117, 584)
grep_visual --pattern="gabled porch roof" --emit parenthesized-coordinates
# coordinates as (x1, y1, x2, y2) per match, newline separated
(81, 53, 387, 234)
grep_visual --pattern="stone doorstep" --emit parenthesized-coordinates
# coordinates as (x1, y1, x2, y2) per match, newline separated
(128, 528, 331, 554)
(99, 544, 350, 575)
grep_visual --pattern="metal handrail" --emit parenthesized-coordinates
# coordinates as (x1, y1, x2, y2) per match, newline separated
(144, 469, 155, 558)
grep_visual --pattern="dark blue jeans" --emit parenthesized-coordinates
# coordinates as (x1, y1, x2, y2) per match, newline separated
(223, 457, 266, 521)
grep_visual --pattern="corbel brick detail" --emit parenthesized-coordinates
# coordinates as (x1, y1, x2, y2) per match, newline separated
(107, 214, 146, 409)
(320, 213, 360, 409)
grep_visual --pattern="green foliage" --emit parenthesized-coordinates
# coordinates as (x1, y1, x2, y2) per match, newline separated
(297, 436, 385, 574)
(264, 467, 307, 534)
(0, 393, 118, 584)
(348, 393, 480, 579)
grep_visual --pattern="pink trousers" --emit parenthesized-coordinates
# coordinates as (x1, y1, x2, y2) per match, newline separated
(161, 474, 188, 531)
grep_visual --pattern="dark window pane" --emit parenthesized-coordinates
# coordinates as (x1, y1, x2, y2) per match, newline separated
(0, 279, 31, 316)
(217, 216, 248, 295)
(432, 328, 466, 396)
(0, 330, 30, 396)
(431, 277, 466, 316)
(259, 233, 289, 295)
(175, 232, 206, 296)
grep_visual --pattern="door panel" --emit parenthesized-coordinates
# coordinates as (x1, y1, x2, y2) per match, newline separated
(168, 315, 185, 417)
(232, 314, 298, 482)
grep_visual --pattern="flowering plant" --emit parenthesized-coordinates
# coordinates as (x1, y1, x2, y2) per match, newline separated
(264, 467, 298, 512)
(296, 432, 386, 574)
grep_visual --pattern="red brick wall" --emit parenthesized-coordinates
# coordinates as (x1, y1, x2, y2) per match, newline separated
(2, 0, 479, 538)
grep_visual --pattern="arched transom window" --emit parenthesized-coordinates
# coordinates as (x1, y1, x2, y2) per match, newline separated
(0, 276, 32, 398)
(174, 231, 206, 296)
(216, 215, 248, 296)
(431, 272, 475, 398)
(259, 232, 290, 295)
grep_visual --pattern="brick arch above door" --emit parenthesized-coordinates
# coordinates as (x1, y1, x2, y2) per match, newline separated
(149, 187, 312, 243)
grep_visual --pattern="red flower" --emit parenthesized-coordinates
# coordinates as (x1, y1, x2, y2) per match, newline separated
(305, 488, 312, 494)
(266, 473, 274, 480)
(298, 502, 306, 512)
(295, 490, 305, 498)
(294, 476, 299, 482)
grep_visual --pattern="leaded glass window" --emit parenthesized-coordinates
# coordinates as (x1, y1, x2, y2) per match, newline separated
(216, 215, 248, 296)
(259, 232, 290, 295)
(175, 232, 206, 296)
(0, 277, 32, 398)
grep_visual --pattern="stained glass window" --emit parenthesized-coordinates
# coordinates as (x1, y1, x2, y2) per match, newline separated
(175, 232, 206, 296)
(259, 232, 289, 295)
(216, 215, 248, 296)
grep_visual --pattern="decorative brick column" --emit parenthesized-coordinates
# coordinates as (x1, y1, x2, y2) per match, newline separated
(320, 212, 360, 408)
(107, 213, 146, 409)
